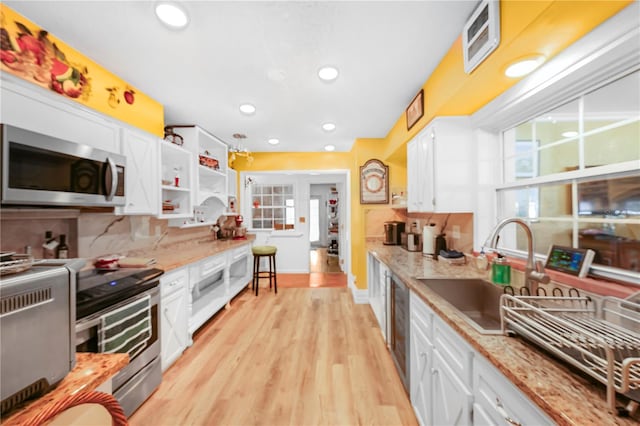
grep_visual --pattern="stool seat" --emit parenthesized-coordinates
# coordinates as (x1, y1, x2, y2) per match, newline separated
(252, 245, 277, 255)
(251, 245, 277, 296)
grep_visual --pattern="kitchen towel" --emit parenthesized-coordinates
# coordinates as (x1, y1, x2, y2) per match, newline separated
(99, 295, 151, 359)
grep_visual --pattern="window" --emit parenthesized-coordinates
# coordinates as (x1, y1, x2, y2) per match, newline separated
(250, 184, 295, 230)
(498, 70, 640, 275)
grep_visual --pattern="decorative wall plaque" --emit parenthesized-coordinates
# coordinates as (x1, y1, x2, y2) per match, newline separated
(359, 159, 389, 204)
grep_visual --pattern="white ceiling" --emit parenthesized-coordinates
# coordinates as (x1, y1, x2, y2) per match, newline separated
(6, 1, 479, 153)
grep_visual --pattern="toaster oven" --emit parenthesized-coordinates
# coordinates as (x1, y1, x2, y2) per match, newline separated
(0, 259, 84, 414)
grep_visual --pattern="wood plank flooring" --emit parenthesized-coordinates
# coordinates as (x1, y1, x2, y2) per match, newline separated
(310, 248, 342, 273)
(130, 287, 416, 426)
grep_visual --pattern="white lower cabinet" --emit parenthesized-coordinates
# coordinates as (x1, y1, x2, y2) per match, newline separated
(368, 254, 390, 342)
(409, 290, 551, 426)
(160, 267, 189, 371)
(473, 355, 554, 426)
(431, 350, 473, 425)
(410, 292, 433, 426)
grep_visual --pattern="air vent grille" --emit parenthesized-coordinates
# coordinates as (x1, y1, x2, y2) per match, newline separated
(463, 0, 500, 74)
(0, 379, 48, 414)
(1, 288, 52, 315)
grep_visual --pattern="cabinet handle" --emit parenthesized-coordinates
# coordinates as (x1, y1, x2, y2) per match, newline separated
(496, 398, 522, 426)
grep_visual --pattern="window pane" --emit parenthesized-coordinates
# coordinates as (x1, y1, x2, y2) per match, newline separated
(584, 121, 640, 166)
(250, 184, 295, 230)
(577, 175, 640, 217)
(538, 140, 579, 175)
(578, 222, 640, 270)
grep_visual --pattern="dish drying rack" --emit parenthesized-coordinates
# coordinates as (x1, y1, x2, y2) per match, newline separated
(500, 293, 640, 415)
(0, 254, 34, 276)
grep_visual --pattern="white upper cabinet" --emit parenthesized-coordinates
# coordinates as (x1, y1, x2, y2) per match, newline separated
(1, 75, 120, 153)
(406, 116, 476, 213)
(116, 127, 159, 215)
(178, 126, 228, 206)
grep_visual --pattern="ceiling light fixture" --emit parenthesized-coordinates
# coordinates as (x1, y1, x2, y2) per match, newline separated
(268, 138, 280, 145)
(505, 55, 545, 78)
(318, 66, 339, 82)
(562, 131, 579, 138)
(324, 144, 336, 152)
(239, 103, 256, 115)
(322, 122, 336, 132)
(229, 133, 253, 166)
(155, 2, 189, 29)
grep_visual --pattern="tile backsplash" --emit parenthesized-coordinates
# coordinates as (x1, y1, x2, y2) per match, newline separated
(364, 208, 473, 253)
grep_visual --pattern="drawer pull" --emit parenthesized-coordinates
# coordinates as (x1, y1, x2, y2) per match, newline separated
(496, 398, 522, 426)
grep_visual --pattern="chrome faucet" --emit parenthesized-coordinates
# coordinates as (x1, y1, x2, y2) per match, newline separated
(483, 217, 550, 293)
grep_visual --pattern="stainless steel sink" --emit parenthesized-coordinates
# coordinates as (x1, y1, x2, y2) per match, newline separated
(416, 278, 504, 335)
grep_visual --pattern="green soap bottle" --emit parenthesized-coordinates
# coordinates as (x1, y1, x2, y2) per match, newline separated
(491, 254, 511, 285)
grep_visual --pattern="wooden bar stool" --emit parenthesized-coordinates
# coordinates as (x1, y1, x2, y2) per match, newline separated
(251, 245, 277, 296)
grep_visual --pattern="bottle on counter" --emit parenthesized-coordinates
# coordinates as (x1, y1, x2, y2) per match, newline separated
(57, 234, 69, 259)
(491, 253, 511, 285)
(42, 231, 58, 259)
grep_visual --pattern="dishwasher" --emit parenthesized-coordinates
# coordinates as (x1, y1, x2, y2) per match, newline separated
(390, 274, 410, 393)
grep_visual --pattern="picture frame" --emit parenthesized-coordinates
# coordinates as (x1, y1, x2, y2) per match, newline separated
(406, 89, 424, 131)
(360, 159, 389, 204)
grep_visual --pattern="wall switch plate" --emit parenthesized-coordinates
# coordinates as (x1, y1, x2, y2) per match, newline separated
(452, 225, 461, 239)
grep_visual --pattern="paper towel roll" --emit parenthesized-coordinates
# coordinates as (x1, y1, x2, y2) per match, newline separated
(422, 224, 436, 255)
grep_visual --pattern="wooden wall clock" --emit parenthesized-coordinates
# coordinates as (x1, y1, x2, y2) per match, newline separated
(360, 159, 389, 204)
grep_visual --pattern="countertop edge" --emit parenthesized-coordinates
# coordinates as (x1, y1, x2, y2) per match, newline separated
(1, 353, 129, 425)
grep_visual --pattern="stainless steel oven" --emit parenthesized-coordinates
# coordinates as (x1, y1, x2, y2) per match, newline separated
(390, 274, 410, 393)
(75, 268, 163, 417)
(1, 124, 125, 207)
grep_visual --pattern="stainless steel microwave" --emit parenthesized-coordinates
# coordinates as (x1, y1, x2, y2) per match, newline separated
(1, 124, 125, 207)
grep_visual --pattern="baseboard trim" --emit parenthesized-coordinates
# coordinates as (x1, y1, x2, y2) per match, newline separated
(349, 275, 369, 304)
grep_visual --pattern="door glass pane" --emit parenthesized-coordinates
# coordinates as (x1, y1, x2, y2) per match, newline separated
(309, 199, 319, 242)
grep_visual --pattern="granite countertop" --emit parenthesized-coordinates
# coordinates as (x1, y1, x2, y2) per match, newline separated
(368, 242, 638, 426)
(128, 235, 255, 273)
(1, 353, 129, 425)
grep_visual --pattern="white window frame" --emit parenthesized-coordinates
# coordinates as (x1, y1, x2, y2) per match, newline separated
(471, 3, 640, 286)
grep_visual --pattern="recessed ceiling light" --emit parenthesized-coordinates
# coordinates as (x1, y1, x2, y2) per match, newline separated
(324, 144, 336, 152)
(318, 66, 339, 82)
(322, 122, 336, 132)
(155, 2, 189, 29)
(505, 55, 545, 78)
(239, 103, 256, 115)
(268, 138, 280, 145)
(562, 131, 579, 138)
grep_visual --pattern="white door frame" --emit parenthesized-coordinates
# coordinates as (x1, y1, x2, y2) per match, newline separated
(239, 169, 352, 284)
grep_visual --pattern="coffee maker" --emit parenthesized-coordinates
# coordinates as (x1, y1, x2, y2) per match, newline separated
(383, 221, 405, 245)
(233, 215, 247, 239)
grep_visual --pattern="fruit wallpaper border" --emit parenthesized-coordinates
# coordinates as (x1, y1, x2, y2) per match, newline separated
(1, 5, 164, 137)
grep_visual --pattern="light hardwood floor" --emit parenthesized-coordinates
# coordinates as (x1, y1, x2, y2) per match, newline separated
(130, 287, 416, 426)
(310, 248, 342, 273)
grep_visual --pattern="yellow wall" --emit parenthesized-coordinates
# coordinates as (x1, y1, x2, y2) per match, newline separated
(235, 1, 631, 290)
(0, 5, 165, 136)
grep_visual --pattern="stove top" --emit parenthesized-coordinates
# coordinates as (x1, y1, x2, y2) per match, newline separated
(76, 267, 164, 320)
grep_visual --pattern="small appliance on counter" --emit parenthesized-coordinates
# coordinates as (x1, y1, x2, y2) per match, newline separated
(383, 221, 405, 245)
(1, 257, 85, 415)
(402, 222, 422, 252)
(233, 215, 247, 239)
